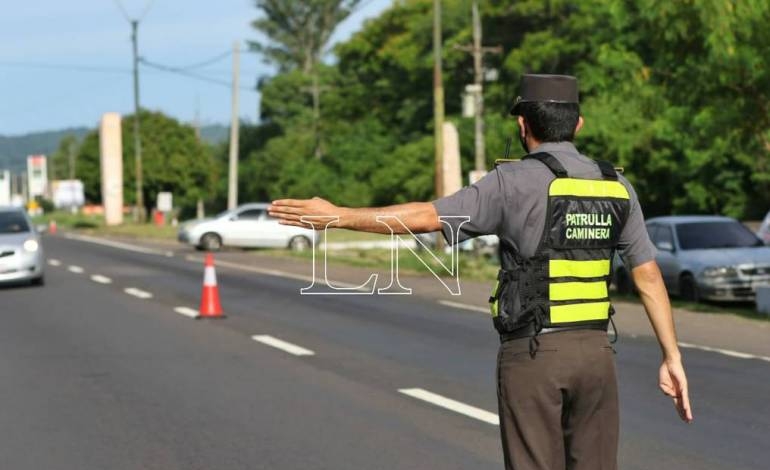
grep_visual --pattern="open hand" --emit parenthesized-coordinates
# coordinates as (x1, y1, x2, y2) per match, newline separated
(268, 197, 340, 230)
(659, 358, 693, 423)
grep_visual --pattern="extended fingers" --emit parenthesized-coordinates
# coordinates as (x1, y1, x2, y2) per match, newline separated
(271, 199, 308, 208)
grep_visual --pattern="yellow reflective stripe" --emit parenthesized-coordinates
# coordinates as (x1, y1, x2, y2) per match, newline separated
(549, 179, 630, 199)
(490, 280, 500, 317)
(550, 302, 610, 323)
(549, 259, 610, 278)
(549, 281, 608, 301)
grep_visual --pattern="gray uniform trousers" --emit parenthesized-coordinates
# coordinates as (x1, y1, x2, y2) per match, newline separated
(496, 329, 619, 470)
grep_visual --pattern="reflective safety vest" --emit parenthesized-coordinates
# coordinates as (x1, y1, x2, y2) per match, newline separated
(489, 152, 631, 342)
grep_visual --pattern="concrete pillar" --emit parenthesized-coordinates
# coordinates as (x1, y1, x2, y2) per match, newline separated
(442, 122, 462, 197)
(100, 113, 124, 226)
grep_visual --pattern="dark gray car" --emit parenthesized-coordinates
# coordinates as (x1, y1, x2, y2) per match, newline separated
(614, 215, 770, 302)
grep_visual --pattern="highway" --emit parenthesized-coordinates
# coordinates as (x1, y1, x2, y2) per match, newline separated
(0, 234, 767, 469)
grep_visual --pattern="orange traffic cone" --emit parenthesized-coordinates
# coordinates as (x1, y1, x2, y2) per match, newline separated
(197, 253, 225, 319)
(48, 220, 57, 235)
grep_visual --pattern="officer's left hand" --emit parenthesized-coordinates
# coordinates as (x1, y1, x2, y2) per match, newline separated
(659, 358, 693, 423)
(268, 197, 340, 230)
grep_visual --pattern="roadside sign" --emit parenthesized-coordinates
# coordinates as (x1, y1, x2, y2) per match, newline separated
(157, 192, 173, 212)
(0, 170, 10, 206)
(26, 155, 48, 199)
(52, 180, 85, 209)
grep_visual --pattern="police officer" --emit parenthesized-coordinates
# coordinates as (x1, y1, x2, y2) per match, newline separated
(268, 73, 693, 470)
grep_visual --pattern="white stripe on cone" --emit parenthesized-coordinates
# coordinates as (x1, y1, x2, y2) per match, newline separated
(203, 266, 217, 286)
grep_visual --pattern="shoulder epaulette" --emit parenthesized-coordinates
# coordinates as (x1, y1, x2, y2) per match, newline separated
(615, 167, 624, 174)
(494, 158, 520, 166)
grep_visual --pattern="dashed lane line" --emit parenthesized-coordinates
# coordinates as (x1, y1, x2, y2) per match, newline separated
(48, 259, 62, 266)
(678, 342, 770, 363)
(67, 265, 84, 274)
(174, 306, 199, 318)
(90, 274, 113, 284)
(251, 335, 315, 356)
(438, 300, 487, 314)
(64, 233, 174, 257)
(398, 388, 500, 426)
(124, 287, 153, 299)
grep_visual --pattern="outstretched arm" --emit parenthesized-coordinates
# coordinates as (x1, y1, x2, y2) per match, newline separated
(632, 260, 693, 423)
(268, 197, 442, 234)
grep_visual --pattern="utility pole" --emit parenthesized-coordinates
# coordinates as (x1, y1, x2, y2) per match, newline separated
(457, 1, 502, 172)
(131, 19, 145, 222)
(433, 0, 445, 200)
(227, 41, 241, 210)
(433, 0, 445, 249)
(68, 140, 76, 180)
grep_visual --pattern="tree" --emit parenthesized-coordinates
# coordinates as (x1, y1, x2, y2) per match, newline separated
(239, 0, 770, 220)
(250, 0, 362, 159)
(76, 110, 217, 218)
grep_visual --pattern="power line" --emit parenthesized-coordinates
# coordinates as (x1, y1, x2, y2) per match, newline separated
(111, 0, 132, 22)
(112, 0, 157, 22)
(155, 50, 232, 71)
(139, 58, 257, 92)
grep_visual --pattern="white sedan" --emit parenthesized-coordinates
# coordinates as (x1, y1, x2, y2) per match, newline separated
(178, 203, 320, 252)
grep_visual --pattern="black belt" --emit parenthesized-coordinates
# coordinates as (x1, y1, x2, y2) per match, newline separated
(499, 323, 607, 343)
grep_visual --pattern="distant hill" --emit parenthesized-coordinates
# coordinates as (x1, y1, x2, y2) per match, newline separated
(0, 127, 90, 173)
(0, 124, 229, 174)
(199, 124, 229, 146)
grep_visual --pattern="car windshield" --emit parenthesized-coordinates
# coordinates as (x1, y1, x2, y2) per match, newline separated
(0, 212, 30, 234)
(214, 209, 235, 219)
(676, 221, 763, 250)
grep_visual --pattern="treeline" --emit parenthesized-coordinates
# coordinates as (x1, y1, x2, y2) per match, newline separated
(237, 0, 770, 219)
(59, 0, 770, 220)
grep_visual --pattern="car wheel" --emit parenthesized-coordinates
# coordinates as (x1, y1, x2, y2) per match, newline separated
(614, 268, 632, 295)
(679, 274, 699, 302)
(31, 276, 45, 286)
(288, 235, 311, 252)
(200, 232, 222, 252)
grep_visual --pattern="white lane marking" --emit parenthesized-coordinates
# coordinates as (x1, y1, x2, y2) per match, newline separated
(438, 300, 488, 313)
(90, 274, 112, 284)
(678, 342, 770, 363)
(186, 255, 364, 290)
(251, 335, 315, 356)
(440, 302, 770, 363)
(399, 388, 500, 426)
(67, 265, 84, 274)
(174, 306, 199, 318)
(64, 233, 174, 257)
(48, 259, 62, 266)
(124, 287, 153, 299)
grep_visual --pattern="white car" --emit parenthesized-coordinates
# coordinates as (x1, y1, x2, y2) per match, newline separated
(0, 207, 45, 286)
(758, 210, 770, 245)
(177, 203, 320, 251)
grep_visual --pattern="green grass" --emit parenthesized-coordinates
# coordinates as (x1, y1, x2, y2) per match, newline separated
(33, 211, 177, 241)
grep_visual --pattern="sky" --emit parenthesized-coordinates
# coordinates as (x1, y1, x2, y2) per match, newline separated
(0, 0, 393, 136)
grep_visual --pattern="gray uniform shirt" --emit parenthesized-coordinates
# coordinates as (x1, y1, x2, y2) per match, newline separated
(432, 141, 656, 269)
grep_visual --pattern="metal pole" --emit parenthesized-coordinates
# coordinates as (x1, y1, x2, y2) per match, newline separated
(131, 20, 145, 221)
(472, 1, 485, 172)
(68, 139, 76, 180)
(227, 41, 241, 210)
(433, 0, 445, 200)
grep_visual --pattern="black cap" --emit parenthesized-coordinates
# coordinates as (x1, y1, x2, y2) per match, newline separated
(510, 74, 579, 115)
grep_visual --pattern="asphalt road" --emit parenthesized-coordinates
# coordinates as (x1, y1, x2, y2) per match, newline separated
(0, 235, 767, 469)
